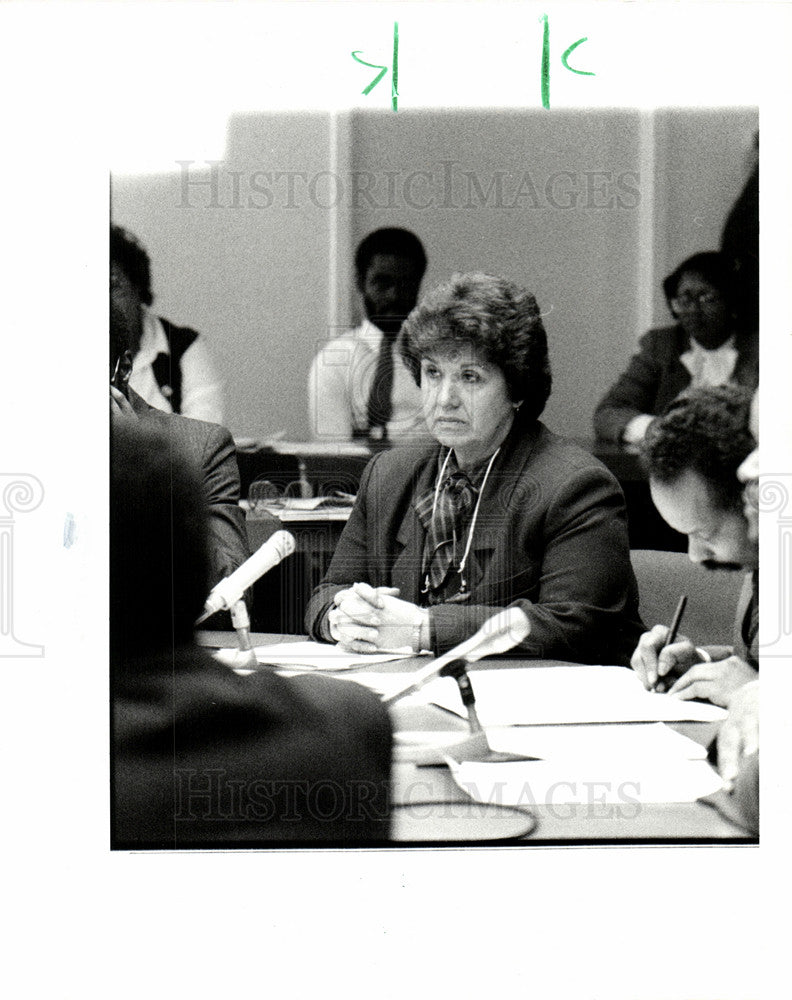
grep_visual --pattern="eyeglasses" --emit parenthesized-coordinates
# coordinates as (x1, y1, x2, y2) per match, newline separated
(670, 290, 723, 312)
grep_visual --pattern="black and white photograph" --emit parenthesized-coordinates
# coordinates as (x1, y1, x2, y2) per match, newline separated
(2, 2, 788, 998)
(110, 104, 760, 848)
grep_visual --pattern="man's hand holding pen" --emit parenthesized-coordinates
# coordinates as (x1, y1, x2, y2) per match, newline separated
(631, 627, 757, 706)
(630, 625, 704, 692)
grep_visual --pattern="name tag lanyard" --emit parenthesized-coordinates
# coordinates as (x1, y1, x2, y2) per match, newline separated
(422, 446, 501, 599)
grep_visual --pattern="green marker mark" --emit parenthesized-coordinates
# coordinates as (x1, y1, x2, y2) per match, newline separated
(351, 50, 388, 96)
(562, 37, 595, 76)
(540, 14, 550, 109)
(351, 22, 399, 111)
(392, 22, 399, 112)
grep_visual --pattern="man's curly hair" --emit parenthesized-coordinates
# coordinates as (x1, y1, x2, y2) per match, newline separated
(642, 386, 756, 511)
(400, 272, 552, 425)
(111, 224, 153, 305)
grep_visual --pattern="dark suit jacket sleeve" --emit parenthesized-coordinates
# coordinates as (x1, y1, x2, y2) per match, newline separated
(198, 423, 250, 587)
(113, 647, 392, 847)
(430, 463, 642, 664)
(305, 456, 378, 641)
(593, 330, 665, 442)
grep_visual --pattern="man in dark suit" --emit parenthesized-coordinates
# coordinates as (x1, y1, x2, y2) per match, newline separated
(111, 419, 392, 847)
(111, 302, 249, 590)
(630, 386, 758, 705)
(630, 386, 759, 834)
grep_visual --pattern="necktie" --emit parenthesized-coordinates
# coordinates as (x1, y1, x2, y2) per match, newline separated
(366, 332, 398, 436)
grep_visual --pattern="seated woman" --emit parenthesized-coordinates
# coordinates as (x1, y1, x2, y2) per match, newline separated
(593, 251, 758, 445)
(305, 273, 643, 665)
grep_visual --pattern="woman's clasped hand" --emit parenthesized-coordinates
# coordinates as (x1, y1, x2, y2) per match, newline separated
(328, 583, 429, 653)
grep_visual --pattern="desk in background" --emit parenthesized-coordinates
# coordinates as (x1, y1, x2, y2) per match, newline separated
(246, 504, 351, 634)
(197, 631, 752, 844)
(236, 440, 376, 499)
(237, 438, 685, 552)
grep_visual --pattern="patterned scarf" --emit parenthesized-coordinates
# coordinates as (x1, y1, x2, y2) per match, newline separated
(415, 452, 482, 599)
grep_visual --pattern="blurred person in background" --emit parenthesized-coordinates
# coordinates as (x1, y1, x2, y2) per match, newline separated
(308, 227, 431, 444)
(594, 252, 758, 445)
(111, 223, 225, 424)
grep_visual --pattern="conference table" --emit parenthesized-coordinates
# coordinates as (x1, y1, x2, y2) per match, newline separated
(197, 631, 754, 845)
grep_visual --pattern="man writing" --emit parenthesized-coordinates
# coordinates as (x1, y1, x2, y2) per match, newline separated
(631, 386, 758, 707)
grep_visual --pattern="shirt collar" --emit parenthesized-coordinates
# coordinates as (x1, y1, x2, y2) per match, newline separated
(134, 306, 169, 365)
(437, 447, 494, 490)
(680, 334, 738, 385)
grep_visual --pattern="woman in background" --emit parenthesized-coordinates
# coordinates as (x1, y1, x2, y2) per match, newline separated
(306, 273, 643, 666)
(593, 251, 758, 445)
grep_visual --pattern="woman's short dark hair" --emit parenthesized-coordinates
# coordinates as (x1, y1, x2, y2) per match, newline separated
(662, 251, 734, 316)
(111, 224, 153, 306)
(400, 273, 552, 423)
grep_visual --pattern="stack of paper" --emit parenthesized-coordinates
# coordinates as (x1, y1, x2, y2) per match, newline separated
(484, 722, 708, 761)
(448, 757, 724, 806)
(424, 665, 728, 724)
(220, 640, 418, 673)
(446, 720, 724, 805)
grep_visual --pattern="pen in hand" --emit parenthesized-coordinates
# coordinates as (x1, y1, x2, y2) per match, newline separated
(653, 594, 687, 693)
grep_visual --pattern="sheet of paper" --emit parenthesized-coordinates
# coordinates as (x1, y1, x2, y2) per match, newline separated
(279, 497, 354, 511)
(251, 641, 420, 671)
(448, 757, 725, 805)
(333, 671, 443, 702)
(268, 440, 371, 457)
(484, 722, 708, 762)
(423, 666, 728, 724)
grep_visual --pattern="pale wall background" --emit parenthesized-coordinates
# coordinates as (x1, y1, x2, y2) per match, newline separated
(111, 106, 757, 441)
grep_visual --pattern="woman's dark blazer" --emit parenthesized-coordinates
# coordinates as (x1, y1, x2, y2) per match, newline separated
(306, 421, 643, 666)
(593, 325, 759, 444)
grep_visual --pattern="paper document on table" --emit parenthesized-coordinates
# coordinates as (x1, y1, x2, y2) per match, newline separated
(335, 671, 448, 701)
(277, 496, 355, 511)
(252, 641, 420, 671)
(484, 722, 708, 762)
(448, 757, 725, 805)
(423, 666, 728, 724)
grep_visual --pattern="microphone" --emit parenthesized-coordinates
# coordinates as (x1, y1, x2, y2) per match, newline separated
(382, 606, 530, 707)
(197, 530, 296, 623)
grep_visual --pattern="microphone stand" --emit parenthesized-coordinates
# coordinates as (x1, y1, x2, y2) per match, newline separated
(229, 599, 258, 670)
(392, 657, 534, 766)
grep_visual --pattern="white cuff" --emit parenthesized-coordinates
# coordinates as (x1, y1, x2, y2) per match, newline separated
(622, 413, 655, 445)
(695, 647, 712, 663)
